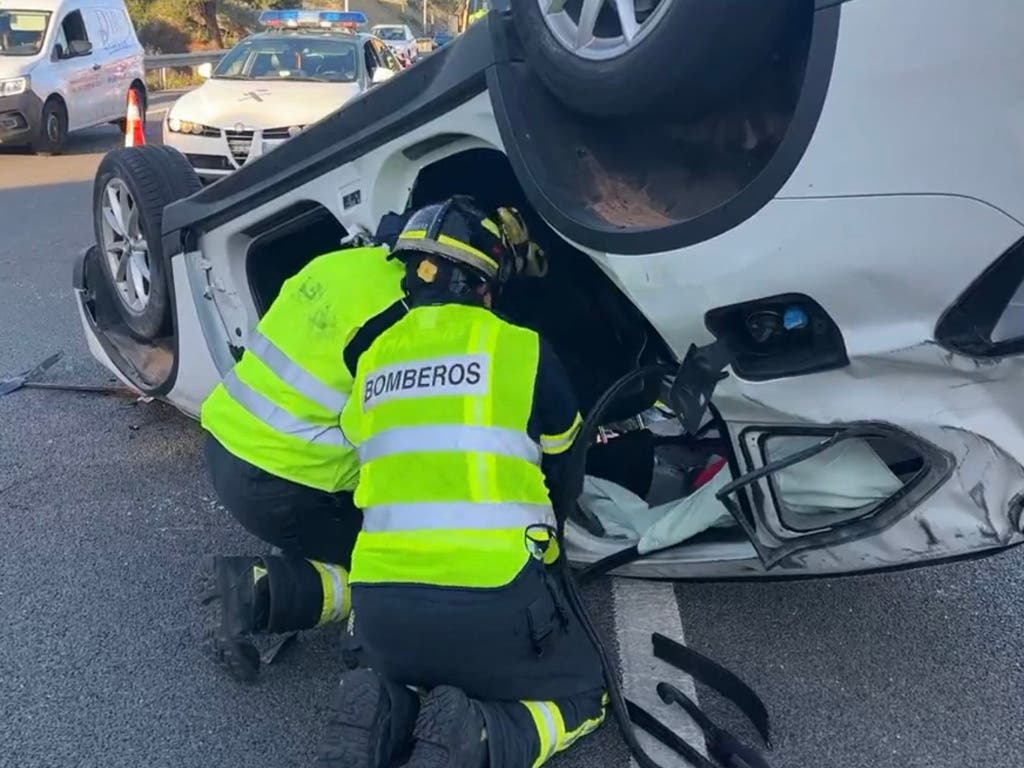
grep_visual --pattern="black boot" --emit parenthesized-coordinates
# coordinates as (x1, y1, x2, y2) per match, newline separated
(317, 668, 421, 768)
(200, 556, 267, 683)
(406, 687, 488, 768)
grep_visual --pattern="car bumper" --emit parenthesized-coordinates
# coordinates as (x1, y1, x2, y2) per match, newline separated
(0, 90, 42, 145)
(163, 127, 289, 180)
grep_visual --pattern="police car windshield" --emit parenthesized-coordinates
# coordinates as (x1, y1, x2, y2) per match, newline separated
(0, 10, 50, 56)
(373, 27, 407, 41)
(213, 36, 360, 82)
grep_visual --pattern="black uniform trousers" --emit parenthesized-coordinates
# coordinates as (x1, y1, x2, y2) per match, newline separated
(204, 434, 363, 567)
(350, 557, 608, 768)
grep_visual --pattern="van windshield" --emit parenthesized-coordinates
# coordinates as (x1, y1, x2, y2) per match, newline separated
(0, 10, 51, 57)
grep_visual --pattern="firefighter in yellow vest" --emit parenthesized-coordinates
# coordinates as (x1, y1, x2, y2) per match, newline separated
(198, 216, 412, 682)
(315, 197, 606, 768)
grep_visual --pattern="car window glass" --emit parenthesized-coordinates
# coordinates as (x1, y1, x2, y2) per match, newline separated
(0, 10, 51, 56)
(214, 37, 360, 82)
(60, 9, 90, 52)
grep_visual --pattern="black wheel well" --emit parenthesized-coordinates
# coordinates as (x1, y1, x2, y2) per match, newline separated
(43, 93, 67, 114)
(407, 146, 673, 418)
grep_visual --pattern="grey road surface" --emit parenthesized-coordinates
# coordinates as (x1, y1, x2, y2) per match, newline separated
(1, 96, 1023, 768)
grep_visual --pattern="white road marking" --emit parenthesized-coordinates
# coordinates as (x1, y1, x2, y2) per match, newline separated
(612, 577, 707, 766)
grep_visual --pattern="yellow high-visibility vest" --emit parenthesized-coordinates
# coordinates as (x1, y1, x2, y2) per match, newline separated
(200, 246, 405, 492)
(342, 303, 555, 588)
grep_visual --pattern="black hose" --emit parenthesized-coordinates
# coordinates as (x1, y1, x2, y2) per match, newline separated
(552, 363, 689, 768)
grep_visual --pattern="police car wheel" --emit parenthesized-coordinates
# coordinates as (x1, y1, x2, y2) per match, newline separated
(510, 0, 797, 119)
(31, 98, 67, 156)
(92, 145, 202, 340)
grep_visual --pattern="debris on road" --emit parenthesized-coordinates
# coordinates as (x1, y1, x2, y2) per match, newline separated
(0, 351, 148, 400)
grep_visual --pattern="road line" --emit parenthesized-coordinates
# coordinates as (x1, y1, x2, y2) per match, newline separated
(612, 577, 707, 765)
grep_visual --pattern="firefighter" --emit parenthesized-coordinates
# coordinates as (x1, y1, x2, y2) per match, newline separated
(198, 216, 412, 682)
(315, 196, 606, 768)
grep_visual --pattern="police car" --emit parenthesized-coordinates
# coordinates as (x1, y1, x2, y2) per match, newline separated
(162, 9, 404, 182)
(76, 0, 1024, 581)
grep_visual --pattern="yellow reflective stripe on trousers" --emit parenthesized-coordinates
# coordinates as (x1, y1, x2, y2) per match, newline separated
(310, 560, 350, 625)
(361, 501, 553, 533)
(223, 371, 352, 448)
(358, 425, 542, 465)
(248, 329, 349, 412)
(523, 697, 608, 768)
(540, 412, 583, 456)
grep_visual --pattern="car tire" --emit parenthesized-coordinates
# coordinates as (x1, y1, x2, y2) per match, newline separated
(31, 98, 68, 156)
(92, 145, 201, 340)
(510, 0, 797, 119)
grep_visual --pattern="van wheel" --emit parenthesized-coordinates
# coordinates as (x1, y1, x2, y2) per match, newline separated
(510, 0, 797, 119)
(32, 98, 68, 156)
(92, 145, 202, 340)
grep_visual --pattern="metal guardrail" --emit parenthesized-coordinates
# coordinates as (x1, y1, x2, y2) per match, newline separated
(145, 51, 227, 69)
(144, 51, 227, 91)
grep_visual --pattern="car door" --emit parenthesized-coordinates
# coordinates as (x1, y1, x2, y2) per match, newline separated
(372, 38, 402, 74)
(50, 8, 102, 128)
(82, 7, 122, 121)
(665, 339, 956, 570)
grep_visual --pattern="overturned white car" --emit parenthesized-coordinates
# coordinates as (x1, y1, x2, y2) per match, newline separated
(75, 0, 1024, 579)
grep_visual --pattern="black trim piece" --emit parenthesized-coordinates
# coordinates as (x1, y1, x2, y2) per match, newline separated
(487, 3, 841, 256)
(161, 16, 506, 238)
(652, 632, 772, 748)
(751, 428, 924, 535)
(73, 245, 182, 398)
(935, 235, 1024, 359)
(722, 423, 955, 568)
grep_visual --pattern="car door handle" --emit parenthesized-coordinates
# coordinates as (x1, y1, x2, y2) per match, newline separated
(92, 64, 101, 71)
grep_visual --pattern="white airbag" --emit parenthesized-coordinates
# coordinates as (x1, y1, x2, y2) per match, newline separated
(577, 437, 905, 555)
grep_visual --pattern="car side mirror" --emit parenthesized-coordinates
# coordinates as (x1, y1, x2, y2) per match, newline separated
(371, 66, 394, 84)
(197, 62, 213, 79)
(67, 39, 92, 57)
(53, 43, 64, 60)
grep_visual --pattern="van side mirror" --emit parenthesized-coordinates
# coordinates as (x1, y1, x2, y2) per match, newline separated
(371, 66, 394, 85)
(197, 62, 213, 79)
(67, 39, 92, 57)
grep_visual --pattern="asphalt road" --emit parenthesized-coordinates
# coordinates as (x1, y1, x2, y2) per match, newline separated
(2, 97, 1023, 768)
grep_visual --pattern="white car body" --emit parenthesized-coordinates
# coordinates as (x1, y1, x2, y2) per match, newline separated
(0, 0, 144, 146)
(369, 24, 417, 64)
(76, 0, 1024, 580)
(163, 29, 403, 181)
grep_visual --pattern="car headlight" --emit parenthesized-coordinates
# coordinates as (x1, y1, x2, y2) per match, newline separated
(166, 116, 211, 135)
(1, 77, 29, 98)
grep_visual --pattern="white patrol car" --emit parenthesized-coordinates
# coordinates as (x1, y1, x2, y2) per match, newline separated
(163, 9, 404, 182)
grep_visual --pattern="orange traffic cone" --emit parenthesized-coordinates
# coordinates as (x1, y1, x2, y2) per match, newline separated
(124, 89, 145, 148)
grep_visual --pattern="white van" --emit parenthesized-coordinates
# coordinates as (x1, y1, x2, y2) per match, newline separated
(0, 0, 145, 154)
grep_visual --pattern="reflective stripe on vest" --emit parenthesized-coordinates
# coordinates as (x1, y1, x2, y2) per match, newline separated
(357, 424, 541, 465)
(223, 370, 351, 448)
(362, 501, 553, 533)
(344, 304, 552, 589)
(248, 329, 348, 413)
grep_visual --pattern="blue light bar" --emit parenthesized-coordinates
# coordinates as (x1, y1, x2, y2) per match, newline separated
(258, 9, 368, 29)
(319, 11, 368, 26)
